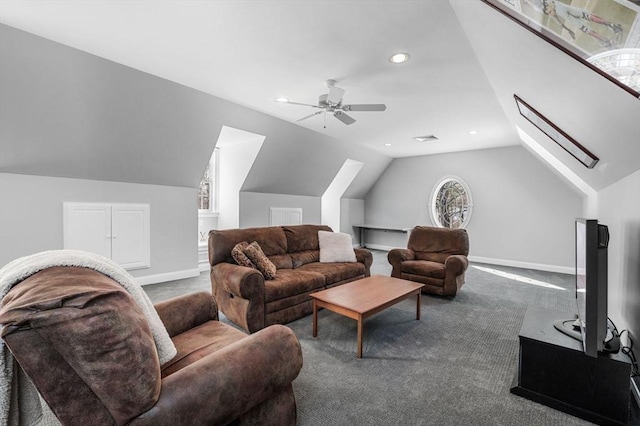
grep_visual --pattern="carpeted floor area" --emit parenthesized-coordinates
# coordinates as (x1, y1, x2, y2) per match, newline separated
(143, 250, 638, 426)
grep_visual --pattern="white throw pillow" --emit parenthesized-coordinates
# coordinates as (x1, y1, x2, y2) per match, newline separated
(318, 230, 357, 263)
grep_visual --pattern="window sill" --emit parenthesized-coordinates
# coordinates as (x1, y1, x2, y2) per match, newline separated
(198, 211, 219, 218)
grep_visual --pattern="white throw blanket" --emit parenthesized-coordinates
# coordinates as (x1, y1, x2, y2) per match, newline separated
(0, 250, 177, 426)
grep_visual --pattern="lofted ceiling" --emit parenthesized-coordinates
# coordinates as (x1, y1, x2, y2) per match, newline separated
(0, 0, 520, 158)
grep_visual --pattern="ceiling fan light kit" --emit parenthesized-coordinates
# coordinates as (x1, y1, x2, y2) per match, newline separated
(414, 135, 438, 142)
(280, 79, 387, 127)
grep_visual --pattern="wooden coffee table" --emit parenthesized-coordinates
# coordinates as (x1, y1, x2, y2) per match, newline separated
(310, 275, 424, 358)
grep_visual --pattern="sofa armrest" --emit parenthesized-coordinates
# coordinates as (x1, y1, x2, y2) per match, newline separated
(211, 262, 266, 333)
(354, 248, 373, 276)
(444, 254, 469, 276)
(212, 262, 265, 300)
(130, 325, 303, 426)
(387, 248, 415, 278)
(154, 292, 218, 338)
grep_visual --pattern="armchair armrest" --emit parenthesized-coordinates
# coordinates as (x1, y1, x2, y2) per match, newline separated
(130, 325, 303, 426)
(387, 248, 415, 265)
(354, 248, 373, 276)
(444, 254, 469, 276)
(154, 292, 218, 338)
(387, 248, 415, 278)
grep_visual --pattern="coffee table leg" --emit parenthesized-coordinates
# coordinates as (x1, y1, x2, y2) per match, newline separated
(416, 291, 421, 320)
(313, 300, 318, 337)
(357, 315, 363, 358)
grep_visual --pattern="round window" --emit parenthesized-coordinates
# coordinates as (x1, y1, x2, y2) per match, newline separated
(429, 176, 473, 229)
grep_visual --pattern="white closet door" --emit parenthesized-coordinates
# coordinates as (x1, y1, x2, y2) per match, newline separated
(63, 203, 112, 258)
(112, 204, 150, 269)
(63, 202, 150, 270)
(287, 209, 302, 225)
(270, 207, 302, 226)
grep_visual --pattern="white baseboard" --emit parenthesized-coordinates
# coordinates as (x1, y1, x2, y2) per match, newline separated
(360, 244, 572, 274)
(199, 260, 210, 272)
(468, 256, 573, 275)
(136, 268, 201, 286)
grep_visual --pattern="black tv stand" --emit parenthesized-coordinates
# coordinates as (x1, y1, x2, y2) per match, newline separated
(553, 317, 622, 354)
(511, 307, 631, 425)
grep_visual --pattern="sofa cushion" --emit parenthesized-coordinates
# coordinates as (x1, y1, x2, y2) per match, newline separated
(161, 320, 247, 378)
(231, 241, 256, 268)
(297, 262, 365, 285)
(244, 242, 277, 280)
(268, 253, 293, 270)
(209, 227, 287, 266)
(282, 224, 332, 253)
(318, 231, 356, 263)
(408, 226, 469, 257)
(264, 269, 325, 303)
(401, 260, 446, 279)
(290, 250, 320, 269)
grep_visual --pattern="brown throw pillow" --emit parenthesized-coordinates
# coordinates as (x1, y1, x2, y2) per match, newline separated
(231, 241, 256, 269)
(243, 241, 277, 280)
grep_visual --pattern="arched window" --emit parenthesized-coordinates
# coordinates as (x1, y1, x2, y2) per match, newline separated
(429, 176, 473, 229)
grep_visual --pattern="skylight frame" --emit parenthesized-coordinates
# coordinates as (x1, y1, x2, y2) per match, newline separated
(482, 0, 640, 98)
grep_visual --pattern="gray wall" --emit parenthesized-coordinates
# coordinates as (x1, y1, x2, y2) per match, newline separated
(239, 192, 321, 228)
(0, 24, 216, 188)
(0, 24, 392, 201)
(340, 198, 365, 245)
(365, 145, 584, 272)
(0, 173, 198, 282)
(596, 170, 640, 345)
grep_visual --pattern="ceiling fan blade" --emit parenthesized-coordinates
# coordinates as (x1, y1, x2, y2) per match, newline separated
(333, 111, 356, 125)
(326, 86, 345, 105)
(342, 104, 387, 112)
(285, 100, 322, 108)
(296, 110, 323, 122)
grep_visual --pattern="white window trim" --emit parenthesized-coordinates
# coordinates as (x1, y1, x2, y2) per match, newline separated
(198, 147, 220, 214)
(428, 175, 473, 229)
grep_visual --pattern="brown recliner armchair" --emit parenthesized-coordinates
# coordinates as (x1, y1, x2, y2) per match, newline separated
(0, 266, 303, 426)
(388, 226, 469, 297)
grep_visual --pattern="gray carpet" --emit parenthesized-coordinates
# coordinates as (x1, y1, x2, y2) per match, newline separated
(144, 251, 638, 425)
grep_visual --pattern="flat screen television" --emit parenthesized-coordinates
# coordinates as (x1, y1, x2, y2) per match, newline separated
(575, 218, 610, 358)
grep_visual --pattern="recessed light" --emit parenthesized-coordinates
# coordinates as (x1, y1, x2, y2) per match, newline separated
(384, 143, 392, 147)
(389, 52, 411, 64)
(275, 97, 289, 103)
(414, 135, 438, 142)
(468, 130, 478, 135)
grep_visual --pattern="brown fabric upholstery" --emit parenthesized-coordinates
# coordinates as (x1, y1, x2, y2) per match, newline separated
(231, 241, 256, 268)
(244, 241, 277, 280)
(0, 267, 303, 426)
(282, 224, 332, 253)
(209, 227, 288, 266)
(388, 226, 469, 297)
(297, 262, 366, 285)
(0, 267, 160, 426)
(264, 269, 325, 303)
(209, 224, 372, 333)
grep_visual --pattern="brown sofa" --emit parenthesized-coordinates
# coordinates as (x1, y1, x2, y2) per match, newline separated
(0, 266, 303, 426)
(209, 224, 373, 333)
(388, 225, 469, 297)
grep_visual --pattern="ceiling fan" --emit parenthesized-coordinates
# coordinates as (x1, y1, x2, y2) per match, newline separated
(279, 80, 386, 127)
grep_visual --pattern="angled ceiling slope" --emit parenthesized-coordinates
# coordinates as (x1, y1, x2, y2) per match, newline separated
(451, 0, 640, 191)
(0, 0, 519, 158)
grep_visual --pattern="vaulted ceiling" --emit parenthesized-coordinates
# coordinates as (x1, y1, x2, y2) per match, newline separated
(1, 0, 638, 193)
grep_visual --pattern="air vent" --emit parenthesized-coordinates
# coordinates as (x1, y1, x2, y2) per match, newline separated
(414, 135, 438, 142)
